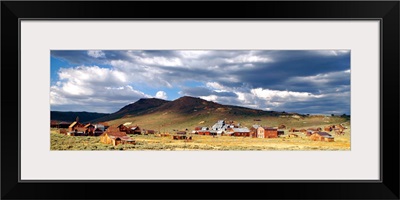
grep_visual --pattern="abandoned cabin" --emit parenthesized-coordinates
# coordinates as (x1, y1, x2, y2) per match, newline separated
(69, 121, 85, 132)
(310, 132, 334, 142)
(129, 126, 141, 134)
(100, 127, 135, 146)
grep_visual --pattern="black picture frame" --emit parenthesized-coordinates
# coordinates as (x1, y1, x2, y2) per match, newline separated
(1, 1, 399, 199)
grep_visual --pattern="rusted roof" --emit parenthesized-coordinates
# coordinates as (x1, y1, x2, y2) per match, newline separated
(105, 132, 128, 137)
(315, 132, 334, 138)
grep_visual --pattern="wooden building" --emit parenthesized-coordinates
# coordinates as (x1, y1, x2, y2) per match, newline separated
(324, 126, 333, 132)
(231, 128, 250, 137)
(172, 135, 192, 140)
(50, 120, 59, 128)
(256, 127, 265, 138)
(84, 124, 95, 135)
(117, 124, 129, 132)
(58, 121, 71, 129)
(308, 127, 322, 132)
(310, 132, 334, 142)
(196, 130, 210, 135)
(94, 128, 103, 136)
(100, 127, 135, 146)
(129, 126, 141, 134)
(145, 130, 155, 134)
(69, 121, 85, 132)
(264, 127, 278, 138)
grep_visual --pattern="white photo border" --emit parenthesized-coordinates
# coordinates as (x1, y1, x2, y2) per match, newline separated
(20, 20, 380, 181)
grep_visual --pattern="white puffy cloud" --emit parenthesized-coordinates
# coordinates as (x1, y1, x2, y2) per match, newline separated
(225, 54, 271, 63)
(50, 65, 151, 112)
(251, 88, 324, 101)
(155, 91, 168, 99)
(135, 56, 183, 67)
(87, 50, 105, 58)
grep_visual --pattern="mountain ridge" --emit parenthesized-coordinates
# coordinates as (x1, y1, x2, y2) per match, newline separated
(90, 96, 299, 123)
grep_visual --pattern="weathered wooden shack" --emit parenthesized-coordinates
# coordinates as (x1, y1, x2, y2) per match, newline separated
(129, 126, 141, 134)
(69, 121, 85, 132)
(84, 124, 95, 135)
(94, 128, 103, 136)
(100, 127, 135, 146)
(58, 121, 71, 129)
(50, 120, 59, 128)
(145, 130, 155, 134)
(231, 128, 250, 137)
(117, 124, 129, 132)
(308, 127, 322, 132)
(324, 126, 333, 132)
(256, 126, 265, 138)
(264, 127, 278, 138)
(172, 135, 192, 140)
(310, 132, 334, 142)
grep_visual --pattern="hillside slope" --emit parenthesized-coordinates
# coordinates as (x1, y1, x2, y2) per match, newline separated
(92, 98, 169, 122)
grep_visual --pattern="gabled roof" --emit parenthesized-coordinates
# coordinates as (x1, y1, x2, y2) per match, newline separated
(130, 126, 139, 130)
(252, 125, 260, 129)
(105, 131, 128, 137)
(69, 121, 77, 128)
(84, 123, 95, 128)
(315, 132, 334, 138)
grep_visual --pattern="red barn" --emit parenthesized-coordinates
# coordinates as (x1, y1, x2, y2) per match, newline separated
(264, 127, 278, 138)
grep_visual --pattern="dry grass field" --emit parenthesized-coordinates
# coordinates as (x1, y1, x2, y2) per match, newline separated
(50, 124, 350, 151)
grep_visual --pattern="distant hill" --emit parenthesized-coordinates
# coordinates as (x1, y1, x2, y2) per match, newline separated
(51, 111, 110, 123)
(92, 98, 169, 122)
(92, 96, 286, 123)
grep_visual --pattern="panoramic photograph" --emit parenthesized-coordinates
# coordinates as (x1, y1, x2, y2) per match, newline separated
(50, 50, 351, 150)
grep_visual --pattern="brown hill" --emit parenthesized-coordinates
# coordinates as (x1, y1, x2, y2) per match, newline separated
(92, 98, 169, 122)
(88, 96, 349, 132)
(155, 96, 222, 114)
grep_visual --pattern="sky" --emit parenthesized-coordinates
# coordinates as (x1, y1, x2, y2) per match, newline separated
(50, 50, 350, 115)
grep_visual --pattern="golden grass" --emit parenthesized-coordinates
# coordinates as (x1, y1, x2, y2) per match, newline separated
(50, 124, 350, 151)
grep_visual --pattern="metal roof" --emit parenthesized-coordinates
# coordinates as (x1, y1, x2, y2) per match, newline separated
(232, 128, 250, 132)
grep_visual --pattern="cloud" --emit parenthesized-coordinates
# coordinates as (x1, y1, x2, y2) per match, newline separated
(50, 65, 151, 112)
(51, 50, 351, 114)
(180, 87, 238, 98)
(155, 91, 168, 99)
(87, 50, 106, 58)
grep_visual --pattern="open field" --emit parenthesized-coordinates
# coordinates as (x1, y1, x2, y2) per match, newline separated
(50, 125, 351, 151)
